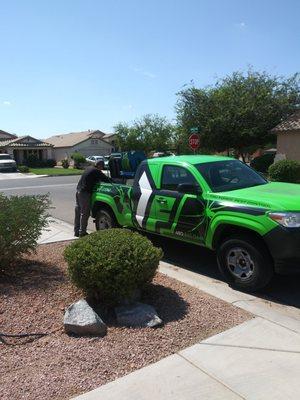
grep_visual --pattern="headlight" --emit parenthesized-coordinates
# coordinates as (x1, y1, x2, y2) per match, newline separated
(268, 212, 300, 228)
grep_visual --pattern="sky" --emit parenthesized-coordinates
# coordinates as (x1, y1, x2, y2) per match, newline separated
(0, 0, 299, 139)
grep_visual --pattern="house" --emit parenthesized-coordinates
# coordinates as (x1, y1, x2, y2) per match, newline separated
(45, 130, 114, 162)
(102, 133, 119, 151)
(0, 130, 53, 164)
(272, 110, 300, 162)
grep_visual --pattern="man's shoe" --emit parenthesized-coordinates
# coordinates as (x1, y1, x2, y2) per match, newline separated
(74, 231, 80, 237)
(79, 232, 89, 237)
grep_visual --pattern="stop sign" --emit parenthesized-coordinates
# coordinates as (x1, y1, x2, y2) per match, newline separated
(189, 134, 200, 151)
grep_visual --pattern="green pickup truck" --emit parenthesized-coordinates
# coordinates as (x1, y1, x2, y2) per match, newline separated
(91, 155, 300, 292)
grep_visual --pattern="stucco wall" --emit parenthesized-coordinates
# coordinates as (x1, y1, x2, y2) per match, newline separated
(277, 130, 300, 162)
(53, 138, 113, 161)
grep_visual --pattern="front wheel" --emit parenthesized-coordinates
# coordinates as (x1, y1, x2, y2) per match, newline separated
(217, 235, 274, 292)
(95, 208, 117, 230)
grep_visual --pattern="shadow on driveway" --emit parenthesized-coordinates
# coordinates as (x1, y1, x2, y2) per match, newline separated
(149, 234, 300, 310)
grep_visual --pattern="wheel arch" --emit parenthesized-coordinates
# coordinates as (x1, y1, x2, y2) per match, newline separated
(92, 200, 118, 221)
(211, 223, 271, 257)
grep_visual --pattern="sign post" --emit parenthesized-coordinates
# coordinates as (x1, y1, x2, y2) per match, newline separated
(189, 127, 200, 154)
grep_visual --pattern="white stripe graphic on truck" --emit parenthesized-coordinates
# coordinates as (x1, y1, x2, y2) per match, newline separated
(136, 171, 153, 227)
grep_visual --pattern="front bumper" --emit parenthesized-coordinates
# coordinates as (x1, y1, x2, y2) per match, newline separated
(264, 226, 300, 274)
(0, 165, 16, 171)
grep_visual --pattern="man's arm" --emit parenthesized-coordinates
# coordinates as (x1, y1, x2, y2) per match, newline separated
(96, 170, 112, 184)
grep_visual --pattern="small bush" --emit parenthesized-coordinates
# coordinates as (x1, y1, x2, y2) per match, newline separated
(24, 155, 57, 168)
(250, 153, 275, 173)
(268, 160, 300, 183)
(0, 194, 50, 270)
(44, 159, 57, 168)
(64, 229, 163, 305)
(71, 152, 86, 169)
(25, 154, 40, 167)
(18, 165, 29, 173)
(61, 159, 70, 169)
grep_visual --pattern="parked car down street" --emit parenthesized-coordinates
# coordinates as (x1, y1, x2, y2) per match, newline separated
(0, 153, 17, 172)
(86, 155, 105, 165)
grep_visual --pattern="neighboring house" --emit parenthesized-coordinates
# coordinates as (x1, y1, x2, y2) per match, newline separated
(0, 130, 53, 164)
(45, 130, 114, 162)
(272, 110, 300, 162)
(0, 130, 17, 141)
(102, 133, 119, 151)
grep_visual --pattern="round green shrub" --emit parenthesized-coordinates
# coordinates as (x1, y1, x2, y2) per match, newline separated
(268, 160, 300, 183)
(61, 159, 70, 169)
(0, 194, 50, 269)
(45, 159, 57, 168)
(18, 165, 30, 173)
(64, 229, 163, 305)
(71, 152, 86, 168)
(250, 153, 275, 173)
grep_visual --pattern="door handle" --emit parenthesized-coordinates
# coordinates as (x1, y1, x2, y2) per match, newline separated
(156, 198, 167, 204)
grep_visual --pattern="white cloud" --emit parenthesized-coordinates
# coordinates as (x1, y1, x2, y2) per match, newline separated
(3, 100, 11, 106)
(132, 67, 156, 79)
(235, 22, 247, 29)
(122, 104, 134, 111)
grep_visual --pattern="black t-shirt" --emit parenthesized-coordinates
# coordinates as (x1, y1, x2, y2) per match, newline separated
(77, 167, 111, 193)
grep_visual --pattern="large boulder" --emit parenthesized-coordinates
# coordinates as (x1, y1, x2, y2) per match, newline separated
(64, 299, 107, 336)
(115, 302, 162, 328)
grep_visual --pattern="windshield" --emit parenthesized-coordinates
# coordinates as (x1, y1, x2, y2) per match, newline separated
(0, 154, 12, 160)
(196, 160, 267, 192)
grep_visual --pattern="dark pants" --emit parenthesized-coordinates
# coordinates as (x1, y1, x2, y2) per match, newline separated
(74, 191, 91, 235)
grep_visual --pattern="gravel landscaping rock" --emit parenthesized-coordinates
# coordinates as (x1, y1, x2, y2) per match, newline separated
(115, 302, 162, 328)
(64, 299, 107, 336)
(0, 241, 252, 400)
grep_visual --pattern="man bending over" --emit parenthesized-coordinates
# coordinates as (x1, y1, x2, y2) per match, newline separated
(74, 159, 111, 237)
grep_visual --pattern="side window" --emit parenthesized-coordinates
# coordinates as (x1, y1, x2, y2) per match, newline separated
(161, 165, 197, 191)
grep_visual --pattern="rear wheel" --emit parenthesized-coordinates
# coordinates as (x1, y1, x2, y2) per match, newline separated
(95, 208, 117, 230)
(217, 234, 274, 292)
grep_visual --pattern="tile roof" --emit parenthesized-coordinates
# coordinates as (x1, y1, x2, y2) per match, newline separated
(102, 133, 116, 139)
(0, 130, 17, 140)
(272, 110, 300, 132)
(45, 130, 110, 148)
(0, 136, 53, 147)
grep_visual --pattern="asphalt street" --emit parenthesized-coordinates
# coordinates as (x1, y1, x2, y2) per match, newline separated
(1, 174, 300, 309)
(0, 174, 92, 227)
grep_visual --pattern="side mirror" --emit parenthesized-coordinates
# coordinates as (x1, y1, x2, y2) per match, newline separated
(177, 183, 202, 195)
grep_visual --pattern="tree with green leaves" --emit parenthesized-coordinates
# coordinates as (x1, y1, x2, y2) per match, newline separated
(176, 69, 300, 159)
(114, 114, 176, 154)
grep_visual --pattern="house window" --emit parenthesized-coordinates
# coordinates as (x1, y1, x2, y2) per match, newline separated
(91, 139, 98, 145)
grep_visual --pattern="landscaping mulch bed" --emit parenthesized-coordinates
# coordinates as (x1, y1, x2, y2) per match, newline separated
(0, 241, 252, 400)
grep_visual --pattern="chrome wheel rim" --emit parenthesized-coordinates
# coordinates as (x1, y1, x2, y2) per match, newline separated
(226, 247, 255, 280)
(98, 213, 112, 229)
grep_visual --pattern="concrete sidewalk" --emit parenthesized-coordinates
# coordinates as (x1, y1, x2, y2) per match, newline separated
(74, 317, 300, 400)
(0, 172, 47, 180)
(38, 219, 300, 400)
(38, 217, 78, 244)
(38, 217, 94, 244)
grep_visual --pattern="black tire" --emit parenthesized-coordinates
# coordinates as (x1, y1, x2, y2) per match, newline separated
(217, 234, 274, 292)
(95, 208, 118, 231)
